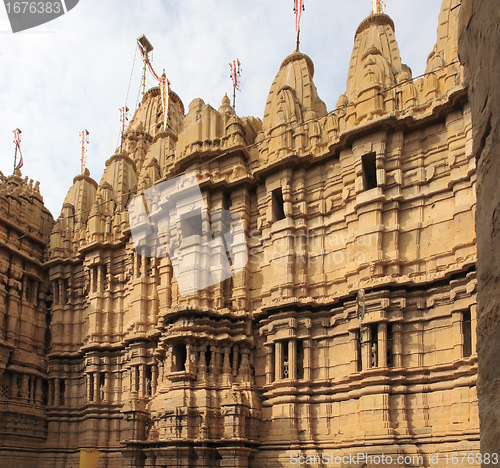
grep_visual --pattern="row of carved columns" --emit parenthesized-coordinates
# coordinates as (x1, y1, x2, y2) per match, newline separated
(164, 343, 252, 378)
(6, 371, 46, 405)
(265, 338, 311, 384)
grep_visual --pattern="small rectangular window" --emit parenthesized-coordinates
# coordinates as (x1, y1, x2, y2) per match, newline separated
(272, 188, 286, 221)
(297, 340, 304, 379)
(463, 311, 472, 357)
(362, 153, 377, 190)
(60, 379, 66, 406)
(357, 330, 362, 372)
(180, 209, 203, 238)
(89, 374, 94, 402)
(370, 324, 378, 367)
(173, 345, 187, 372)
(387, 324, 394, 367)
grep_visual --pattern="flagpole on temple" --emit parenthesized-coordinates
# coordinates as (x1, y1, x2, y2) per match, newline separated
(12, 128, 22, 175)
(80, 129, 89, 175)
(13, 140, 18, 175)
(229, 59, 241, 114)
(119, 107, 129, 153)
(294, 0, 304, 52)
(137, 35, 154, 101)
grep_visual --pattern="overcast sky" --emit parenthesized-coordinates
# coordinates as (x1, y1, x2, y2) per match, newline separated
(0, 0, 443, 217)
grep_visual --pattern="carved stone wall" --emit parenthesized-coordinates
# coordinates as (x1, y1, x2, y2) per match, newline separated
(458, 0, 500, 459)
(0, 172, 54, 467)
(0, 1, 482, 467)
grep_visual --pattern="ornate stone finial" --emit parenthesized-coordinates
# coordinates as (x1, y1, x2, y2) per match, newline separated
(371, 0, 385, 14)
(219, 93, 232, 114)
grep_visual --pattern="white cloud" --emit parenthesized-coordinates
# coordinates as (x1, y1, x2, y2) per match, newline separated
(0, 0, 442, 217)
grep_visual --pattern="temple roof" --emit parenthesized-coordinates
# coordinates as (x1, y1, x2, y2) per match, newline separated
(262, 51, 326, 134)
(345, 12, 403, 101)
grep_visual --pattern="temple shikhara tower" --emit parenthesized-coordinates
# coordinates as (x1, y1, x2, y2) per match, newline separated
(0, 0, 479, 466)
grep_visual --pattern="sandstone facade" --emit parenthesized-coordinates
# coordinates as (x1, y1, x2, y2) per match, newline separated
(459, 0, 500, 461)
(0, 1, 481, 467)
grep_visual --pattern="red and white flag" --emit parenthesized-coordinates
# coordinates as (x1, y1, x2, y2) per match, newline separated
(372, 0, 386, 14)
(229, 59, 241, 91)
(295, 0, 304, 46)
(13, 128, 23, 170)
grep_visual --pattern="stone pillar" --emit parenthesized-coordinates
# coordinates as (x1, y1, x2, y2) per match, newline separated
(222, 347, 231, 374)
(217, 447, 253, 468)
(103, 372, 110, 402)
(232, 344, 239, 377)
(393, 323, 403, 368)
(35, 377, 42, 405)
(198, 346, 207, 375)
(58, 279, 64, 305)
(362, 327, 371, 370)
(166, 346, 174, 374)
(117, 370, 122, 403)
(265, 343, 274, 385)
(452, 311, 463, 361)
(151, 364, 158, 395)
(275, 341, 283, 381)
(186, 344, 195, 374)
(53, 377, 60, 405)
(48, 377, 54, 405)
(288, 339, 297, 380)
(349, 331, 359, 373)
(378, 322, 388, 368)
(139, 365, 145, 398)
(303, 339, 312, 380)
(93, 372, 99, 402)
(194, 447, 217, 468)
(131, 366, 138, 397)
(470, 304, 477, 355)
(86, 374, 92, 401)
(239, 348, 252, 376)
(212, 347, 221, 376)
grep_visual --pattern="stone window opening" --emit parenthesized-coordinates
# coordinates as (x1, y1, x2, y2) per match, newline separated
(463, 311, 472, 358)
(283, 344, 290, 379)
(180, 208, 203, 238)
(297, 340, 304, 379)
(44, 311, 52, 354)
(362, 153, 377, 190)
(173, 344, 187, 372)
(16, 376, 22, 398)
(92, 267, 98, 292)
(59, 379, 66, 406)
(41, 380, 48, 406)
(25, 277, 33, 302)
(28, 376, 34, 403)
(99, 373, 106, 401)
(274, 339, 302, 381)
(370, 324, 379, 367)
(145, 366, 152, 397)
(272, 188, 286, 222)
(387, 323, 394, 367)
(0, 374, 8, 400)
(205, 346, 212, 374)
(89, 374, 94, 401)
(357, 330, 363, 372)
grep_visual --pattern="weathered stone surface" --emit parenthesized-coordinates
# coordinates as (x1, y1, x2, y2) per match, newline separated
(0, 1, 482, 467)
(459, 0, 500, 459)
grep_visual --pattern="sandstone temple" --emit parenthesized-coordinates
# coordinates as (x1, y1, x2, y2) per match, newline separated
(0, 0, 480, 466)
